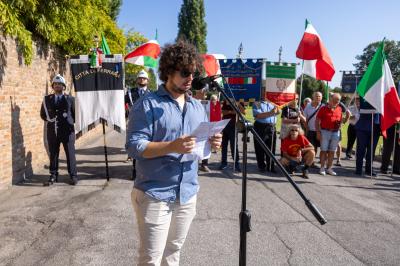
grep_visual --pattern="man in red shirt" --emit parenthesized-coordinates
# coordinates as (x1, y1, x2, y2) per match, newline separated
(315, 93, 349, 176)
(280, 124, 315, 178)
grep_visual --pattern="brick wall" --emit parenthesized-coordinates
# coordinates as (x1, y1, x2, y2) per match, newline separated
(0, 35, 100, 188)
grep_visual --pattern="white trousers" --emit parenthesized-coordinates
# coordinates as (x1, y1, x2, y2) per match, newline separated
(131, 188, 197, 266)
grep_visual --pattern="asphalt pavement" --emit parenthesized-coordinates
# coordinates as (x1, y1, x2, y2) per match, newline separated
(1, 128, 400, 266)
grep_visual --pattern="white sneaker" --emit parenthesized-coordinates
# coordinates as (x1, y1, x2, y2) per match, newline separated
(319, 168, 326, 176)
(326, 168, 337, 176)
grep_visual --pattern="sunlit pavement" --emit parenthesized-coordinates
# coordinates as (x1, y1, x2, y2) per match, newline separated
(1, 129, 400, 265)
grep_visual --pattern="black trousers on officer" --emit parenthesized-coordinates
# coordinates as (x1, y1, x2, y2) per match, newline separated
(253, 121, 276, 171)
(48, 132, 77, 177)
(355, 127, 380, 174)
(381, 125, 400, 173)
(346, 124, 357, 156)
(221, 122, 239, 165)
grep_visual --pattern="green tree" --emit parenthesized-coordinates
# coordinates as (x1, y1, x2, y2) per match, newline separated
(177, 0, 207, 53)
(108, 0, 123, 21)
(354, 40, 400, 85)
(124, 30, 157, 90)
(296, 75, 327, 101)
(0, 0, 126, 64)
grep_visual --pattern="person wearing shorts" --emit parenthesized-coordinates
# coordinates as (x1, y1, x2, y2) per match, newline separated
(315, 93, 348, 176)
(280, 124, 315, 179)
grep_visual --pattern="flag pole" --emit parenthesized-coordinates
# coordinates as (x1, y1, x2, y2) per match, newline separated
(370, 113, 374, 178)
(298, 61, 305, 109)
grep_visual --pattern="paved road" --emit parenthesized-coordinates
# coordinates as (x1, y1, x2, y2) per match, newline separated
(1, 129, 400, 266)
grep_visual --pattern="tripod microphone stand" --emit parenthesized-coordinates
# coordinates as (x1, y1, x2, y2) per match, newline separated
(210, 80, 327, 266)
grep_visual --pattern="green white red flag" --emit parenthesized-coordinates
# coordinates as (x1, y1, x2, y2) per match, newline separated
(101, 33, 111, 55)
(125, 40, 160, 68)
(296, 19, 335, 81)
(356, 41, 400, 137)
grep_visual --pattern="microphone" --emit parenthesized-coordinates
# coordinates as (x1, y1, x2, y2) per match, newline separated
(191, 74, 223, 91)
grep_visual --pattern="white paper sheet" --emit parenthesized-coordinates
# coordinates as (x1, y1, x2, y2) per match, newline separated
(180, 119, 230, 162)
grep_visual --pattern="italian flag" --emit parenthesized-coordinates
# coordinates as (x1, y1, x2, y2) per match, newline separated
(125, 40, 160, 68)
(225, 77, 256, 85)
(357, 41, 400, 137)
(296, 19, 335, 81)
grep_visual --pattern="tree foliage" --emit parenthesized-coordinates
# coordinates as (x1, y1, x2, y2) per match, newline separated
(0, 0, 126, 65)
(108, 0, 123, 21)
(177, 0, 207, 53)
(354, 40, 400, 85)
(296, 75, 327, 101)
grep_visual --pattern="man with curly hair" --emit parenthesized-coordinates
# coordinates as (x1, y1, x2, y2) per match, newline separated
(126, 40, 223, 265)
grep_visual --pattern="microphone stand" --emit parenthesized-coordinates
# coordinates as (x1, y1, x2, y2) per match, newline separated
(210, 80, 327, 266)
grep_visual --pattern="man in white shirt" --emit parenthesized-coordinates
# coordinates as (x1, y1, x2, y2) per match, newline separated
(303, 91, 323, 154)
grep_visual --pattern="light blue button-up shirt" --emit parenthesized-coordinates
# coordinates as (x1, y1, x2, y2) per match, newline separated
(126, 84, 208, 204)
(252, 101, 277, 124)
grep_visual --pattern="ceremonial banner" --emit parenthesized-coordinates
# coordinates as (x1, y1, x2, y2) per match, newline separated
(70, 54, 125, 134)
(265, 62, 297, 106)
(341, 71, 362, 94)
(219, 58, 263, 102)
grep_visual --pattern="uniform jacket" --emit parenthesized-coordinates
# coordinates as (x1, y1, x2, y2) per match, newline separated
(40, 94, 75, 140)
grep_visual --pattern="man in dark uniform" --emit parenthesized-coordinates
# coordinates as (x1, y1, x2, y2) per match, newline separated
(355, 98, 381, 176)
(40, 74, 77, 185)
(219, 99, 245, 172)
(380, 124, 400, 174)
(252, 96, 280, 172)
(124, 70, 150, 179)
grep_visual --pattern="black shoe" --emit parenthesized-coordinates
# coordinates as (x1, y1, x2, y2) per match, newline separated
(258, 167, 267, 173)
(219, 163, 228, 170)
(269, 168, 277, 173)
(70, 176, 78, 186)
(43, 175, 57, 186)
(302, 169, 310, 179)
(354, 170, 362, 176)
(335, 161, 342, 166)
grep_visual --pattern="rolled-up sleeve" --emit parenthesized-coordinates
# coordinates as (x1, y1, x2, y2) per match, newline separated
(126, 98, 153, 160)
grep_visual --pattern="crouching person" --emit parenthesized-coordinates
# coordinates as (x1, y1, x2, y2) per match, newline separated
(280, 124, 315, 179)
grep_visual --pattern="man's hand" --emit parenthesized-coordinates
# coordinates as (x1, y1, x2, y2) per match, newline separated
(169, 135, 197, 154)
(209, 133, 222, 150)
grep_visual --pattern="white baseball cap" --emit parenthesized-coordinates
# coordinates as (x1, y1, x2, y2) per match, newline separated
(137, 70, 149, 79)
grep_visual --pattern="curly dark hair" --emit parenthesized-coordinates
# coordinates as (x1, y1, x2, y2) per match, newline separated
(158, 40, 204, 82)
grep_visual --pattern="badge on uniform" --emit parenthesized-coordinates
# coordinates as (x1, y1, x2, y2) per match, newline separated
(63, 112, 68, 118)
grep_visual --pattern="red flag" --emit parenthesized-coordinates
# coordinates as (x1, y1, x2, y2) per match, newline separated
(296, 20, 335, 81)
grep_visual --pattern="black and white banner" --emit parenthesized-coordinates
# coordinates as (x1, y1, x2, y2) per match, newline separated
(70, 54, 125, 134)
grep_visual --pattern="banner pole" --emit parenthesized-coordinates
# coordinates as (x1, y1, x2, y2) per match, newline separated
(102, 119, 110, 181)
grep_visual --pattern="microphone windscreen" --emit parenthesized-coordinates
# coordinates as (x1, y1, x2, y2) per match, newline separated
(191, 77, 206, 90)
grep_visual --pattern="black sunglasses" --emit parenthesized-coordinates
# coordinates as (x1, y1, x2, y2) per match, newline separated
(179, 69, 196, 78)
(290, 129, 299, 132)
